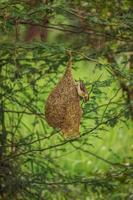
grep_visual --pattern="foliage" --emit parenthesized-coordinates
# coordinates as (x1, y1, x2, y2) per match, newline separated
(0, 0, 133, 199)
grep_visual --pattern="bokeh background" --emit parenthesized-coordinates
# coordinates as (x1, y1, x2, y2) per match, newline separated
(0, 0, 133, 199)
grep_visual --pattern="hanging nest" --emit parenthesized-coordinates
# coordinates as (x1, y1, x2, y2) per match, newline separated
(45, 51, 82, 139)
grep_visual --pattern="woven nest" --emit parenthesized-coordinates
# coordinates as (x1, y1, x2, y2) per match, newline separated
(45, 53, 82, 139)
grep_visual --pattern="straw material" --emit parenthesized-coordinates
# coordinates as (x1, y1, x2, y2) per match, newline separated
(45, 53, 82, 139)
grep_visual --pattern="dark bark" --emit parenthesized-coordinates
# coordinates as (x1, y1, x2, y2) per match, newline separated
(0, 101, 7, 159)
(25, 0, 49, 42)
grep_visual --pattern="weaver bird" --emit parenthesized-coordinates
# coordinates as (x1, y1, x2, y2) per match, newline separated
(76, 80, 89, 102)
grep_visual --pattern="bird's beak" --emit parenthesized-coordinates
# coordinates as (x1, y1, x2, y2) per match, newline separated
(83, 94, 89, 102)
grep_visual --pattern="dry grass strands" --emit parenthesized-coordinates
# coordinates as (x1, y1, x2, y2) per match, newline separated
(45, 51, 82, 139)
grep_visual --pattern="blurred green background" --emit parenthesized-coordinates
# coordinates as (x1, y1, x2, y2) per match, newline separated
(0, 0, 133, 199)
